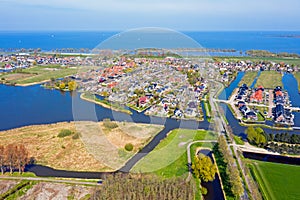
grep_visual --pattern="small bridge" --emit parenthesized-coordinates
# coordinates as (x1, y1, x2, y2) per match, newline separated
(290, 107, 300, 112)
(213, 99, 229, 104)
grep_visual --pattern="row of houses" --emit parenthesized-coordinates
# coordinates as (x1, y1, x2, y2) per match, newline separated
(0, 54, 105, 70)
(216, 60, 296, 74)
(272, 86, 294, 125)
(235, 84, 258, 120)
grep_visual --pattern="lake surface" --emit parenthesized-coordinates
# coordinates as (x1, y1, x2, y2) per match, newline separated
(1, 72, 300, 134)
(0, 31, 300, 54)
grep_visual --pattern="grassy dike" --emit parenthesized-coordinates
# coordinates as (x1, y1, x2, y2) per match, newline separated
(131, 129, 216, 176)
(130, 129, 218, 199)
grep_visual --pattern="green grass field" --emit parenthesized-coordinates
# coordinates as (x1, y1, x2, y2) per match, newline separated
(294, 72, 300, 91)
(17, 65, 79, 84)
(238, 71, 258, 87)
(250, 161, 300, 200)
(0, 65, 82, 85)
(255, 71, 283, 89)
(214, 56, 300, 66)
(131, 129, 216, 177)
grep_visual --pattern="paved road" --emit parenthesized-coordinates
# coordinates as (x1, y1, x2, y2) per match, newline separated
(210, 80, 250, 200)
(0, 176, 99, 186)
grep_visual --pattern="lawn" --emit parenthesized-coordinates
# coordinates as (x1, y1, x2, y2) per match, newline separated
(233, 135, 244, 145)
(294, 72, 300, 91)
(131, 129, 217, 177)
(250, 161, 300, 200)
(17, 65, 79, 84)
(238, 71, 258, 87)
(214, 56, 300, 66)
(255, 71, 283, 89)
(0, 65, 84, 85)
(203, 100, 212, 119)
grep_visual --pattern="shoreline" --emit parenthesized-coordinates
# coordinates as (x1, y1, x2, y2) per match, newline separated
(15, 79, 50, 87)
(80, 93, 133, 115)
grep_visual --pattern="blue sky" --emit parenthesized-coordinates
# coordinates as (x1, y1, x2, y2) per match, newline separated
(1, 0, 300, 31)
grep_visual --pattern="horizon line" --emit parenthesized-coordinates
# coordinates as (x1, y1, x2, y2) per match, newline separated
(1, 29, 300, 32)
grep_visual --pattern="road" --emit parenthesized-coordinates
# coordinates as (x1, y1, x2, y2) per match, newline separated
(0, 176, 99, 186)
(186, 140, 217, 182)
(210, 79, 250, 200)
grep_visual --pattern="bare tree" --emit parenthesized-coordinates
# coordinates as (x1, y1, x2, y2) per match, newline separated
(5, 144, 17, 174)
(15, 145, 29, 174)
(0, 145, 5, 174)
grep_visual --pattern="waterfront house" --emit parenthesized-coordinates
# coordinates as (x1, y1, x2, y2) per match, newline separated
(250, 86, 264, 103)
(239, 105, 248, 115)
(246, 111, 257, 120)
(139, 96, 148, 105)
(237, 101, 246, 108)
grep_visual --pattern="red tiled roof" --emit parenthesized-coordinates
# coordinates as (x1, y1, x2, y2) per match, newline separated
(275, 91, 283, 97)
(139, 96, 147, 104)
(251, 90, 263, 101)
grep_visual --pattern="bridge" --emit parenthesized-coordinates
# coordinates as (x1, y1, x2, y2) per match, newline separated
(214, 99, 229, 104)
(290, 107, 300, 112)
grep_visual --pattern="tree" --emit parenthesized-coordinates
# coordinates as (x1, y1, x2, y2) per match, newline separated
(0, 145, 5, 174)
(246, 126, 256, 143)
(68, 81, 77, 91)
(246, 126, 267, 147)
(192, 153, 217, 182)
(201, 186, 208, 195)
(228, 165, 244, 197)
(15, 145, 28, 174)
(5, 144, 17, 174)
(59, 82, 66, 90)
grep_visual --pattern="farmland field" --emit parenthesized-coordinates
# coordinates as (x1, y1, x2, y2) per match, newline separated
(238, 71, 258, 87)
(255, 71, 283, 88)
(250, 160, 300, 200)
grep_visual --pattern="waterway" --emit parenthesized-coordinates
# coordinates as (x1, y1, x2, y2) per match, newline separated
(250, 70, 261, 88)
(1, 71, 300, 179)
(243, 152, 300, 165)
(198, 149, 225, 200)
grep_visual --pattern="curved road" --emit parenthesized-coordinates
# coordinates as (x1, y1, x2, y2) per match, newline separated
(186, 140, 217, 182)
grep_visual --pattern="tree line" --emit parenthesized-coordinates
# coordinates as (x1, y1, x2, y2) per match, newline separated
(90, 173, 196, 200)
(268, 132, 300, 144)
(246, 127, 300, 155)
(0, 144, 29, 174)
(216, 136, 244, 198)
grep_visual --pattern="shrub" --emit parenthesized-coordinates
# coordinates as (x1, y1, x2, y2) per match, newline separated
(103, 118, 118, 129)
(201, 186, 208, 195)
(57, 129, 73, 138)
(124, 143, 134, 151)
(59, 82, 66, 90)
(72, 132, 81, 140)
